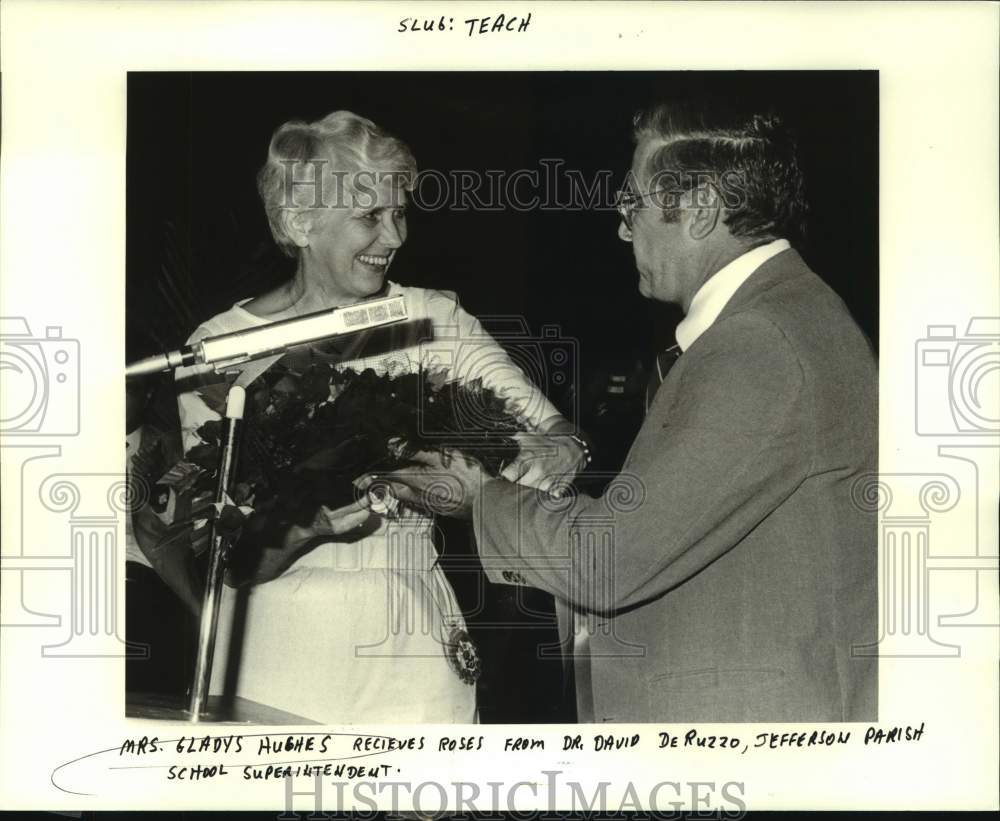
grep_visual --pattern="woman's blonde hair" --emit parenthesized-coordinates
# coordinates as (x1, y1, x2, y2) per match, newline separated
(257, 110, 417, 257)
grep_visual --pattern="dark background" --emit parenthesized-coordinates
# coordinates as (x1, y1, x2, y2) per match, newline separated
(126, 71, 878, 722)
(127, 70, 877, 361)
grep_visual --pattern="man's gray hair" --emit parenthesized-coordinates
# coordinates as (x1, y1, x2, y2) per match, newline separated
(632, 99, 807, 241)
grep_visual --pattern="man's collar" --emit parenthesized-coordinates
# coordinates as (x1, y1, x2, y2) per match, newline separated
(675, 238, 791, 351)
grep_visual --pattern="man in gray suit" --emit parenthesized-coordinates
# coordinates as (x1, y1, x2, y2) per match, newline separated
(386, 101, 878, 723)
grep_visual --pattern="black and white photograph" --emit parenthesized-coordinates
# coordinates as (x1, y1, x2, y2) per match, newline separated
(1, 1, 997, 814)
(124, 70, 879, 726)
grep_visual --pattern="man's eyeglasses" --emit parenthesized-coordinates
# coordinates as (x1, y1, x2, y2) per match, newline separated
(615, 187, 673, 231)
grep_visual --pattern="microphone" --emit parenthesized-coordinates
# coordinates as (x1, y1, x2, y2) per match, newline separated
(126, 294, 408, 378)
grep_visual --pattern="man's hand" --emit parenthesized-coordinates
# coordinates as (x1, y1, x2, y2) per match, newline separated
(368, 449, 493, 520)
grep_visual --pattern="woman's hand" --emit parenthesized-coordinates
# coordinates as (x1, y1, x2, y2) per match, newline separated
(310, 501, 374, 538)
(228, 499, 373, 587)
(500, 422, 589, 495)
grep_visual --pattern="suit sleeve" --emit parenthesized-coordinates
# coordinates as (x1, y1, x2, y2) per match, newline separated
(473, 311, 811, 613)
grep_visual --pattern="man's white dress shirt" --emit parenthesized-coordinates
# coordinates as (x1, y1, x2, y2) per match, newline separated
(675, 238, 791, 351)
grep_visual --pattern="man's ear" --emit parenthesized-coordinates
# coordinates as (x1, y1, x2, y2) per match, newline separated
(686, 184, 722, 241)
(280, 209, 314, 249)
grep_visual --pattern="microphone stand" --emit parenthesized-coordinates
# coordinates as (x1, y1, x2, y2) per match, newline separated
(188, 385, 244, 722)
(123, 293, 408, 723)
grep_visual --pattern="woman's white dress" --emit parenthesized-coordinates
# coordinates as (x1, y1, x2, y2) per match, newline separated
(176, 282, 562, 724)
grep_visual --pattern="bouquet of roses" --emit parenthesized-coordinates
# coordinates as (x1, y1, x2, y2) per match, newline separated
(166, 363, 527, 544)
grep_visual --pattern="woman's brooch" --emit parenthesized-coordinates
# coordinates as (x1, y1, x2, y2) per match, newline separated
(446, 627, 482, 685)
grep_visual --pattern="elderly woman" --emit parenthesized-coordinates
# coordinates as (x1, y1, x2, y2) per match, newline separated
(175, 110, 585, 724)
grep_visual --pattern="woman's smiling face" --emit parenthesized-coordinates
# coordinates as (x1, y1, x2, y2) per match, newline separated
(302, 169, 409, 302)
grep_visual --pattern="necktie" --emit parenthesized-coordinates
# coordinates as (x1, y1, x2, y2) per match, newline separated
(645, 343, 682, 412)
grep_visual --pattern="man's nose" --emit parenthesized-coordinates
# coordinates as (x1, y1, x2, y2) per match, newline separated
(618, 220, 633, 243)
